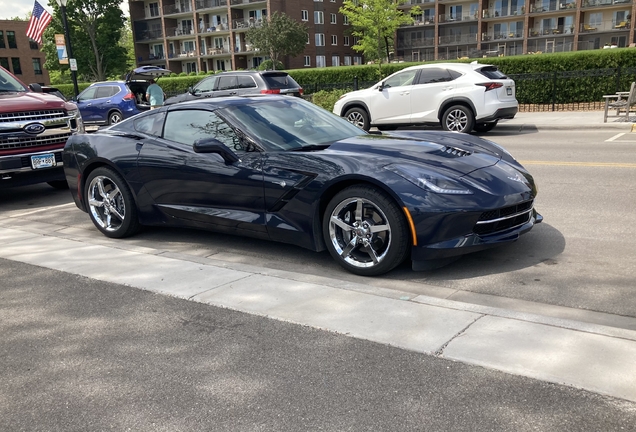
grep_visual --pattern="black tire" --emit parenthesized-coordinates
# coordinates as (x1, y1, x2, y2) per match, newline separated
(84, 167, 139, 238)
(344, 107, 370, 131)
(47, 180, 69, 190)
(473, 120, 498, 133)
(108, 111, 123, 125)
(323, 185, 410, 276)
(441, 105, 475, 133)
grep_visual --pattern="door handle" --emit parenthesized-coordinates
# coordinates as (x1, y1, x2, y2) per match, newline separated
(135, 142, 143, 152)
(230, 92, 237, 95)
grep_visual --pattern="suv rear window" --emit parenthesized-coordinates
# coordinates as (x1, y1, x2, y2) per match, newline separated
(261, 73, 300, 89)
(477, 66, 508, 80)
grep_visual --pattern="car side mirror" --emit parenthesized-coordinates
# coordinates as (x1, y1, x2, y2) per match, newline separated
(29, 83, 43, 92)
(377, 82, 385, 91)
(193, 138, 240, 164)
(188, 86, 198, 95)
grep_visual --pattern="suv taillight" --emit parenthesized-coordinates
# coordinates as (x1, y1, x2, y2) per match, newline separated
(299, 88, 304, 95)
(477, 82, 504, 92)
(260, 89, 281, 94)
(123, 92, 136, 100)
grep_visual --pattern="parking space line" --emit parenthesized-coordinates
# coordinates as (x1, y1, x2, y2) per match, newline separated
(605, 133, 625, 142)
(9, 202, 77, 218)
(519, 160, 636, 168)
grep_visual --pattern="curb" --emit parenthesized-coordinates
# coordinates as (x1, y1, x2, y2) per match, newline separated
(496, 122, 633, 131)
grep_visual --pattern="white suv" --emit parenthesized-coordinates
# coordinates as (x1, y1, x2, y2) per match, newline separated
(333, 62, 518, 133)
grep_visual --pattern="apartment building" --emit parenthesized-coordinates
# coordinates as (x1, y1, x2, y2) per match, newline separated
(0, 20, 50, 85)
(129, 0, 363, 73)
(397, 0, 636, 61)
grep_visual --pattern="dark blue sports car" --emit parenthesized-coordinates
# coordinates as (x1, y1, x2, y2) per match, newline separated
(63, 96, 541, 276)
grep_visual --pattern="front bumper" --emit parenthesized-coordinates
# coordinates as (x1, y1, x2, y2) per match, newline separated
(0, 149, 65, 187)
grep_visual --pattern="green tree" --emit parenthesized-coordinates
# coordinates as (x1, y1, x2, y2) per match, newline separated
(245, 11, 307, 70)
(41, 0, 128, 82)
(340, 0, 420, 76)
(119, 17, 137, 73)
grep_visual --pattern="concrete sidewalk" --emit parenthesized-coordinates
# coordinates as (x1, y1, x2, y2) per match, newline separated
(1, 220, 636, 403)
(498, 110, 635, 131)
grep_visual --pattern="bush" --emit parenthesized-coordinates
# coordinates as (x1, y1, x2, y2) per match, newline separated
(258, 60, 285, 71)
(311, 89, 349, 112)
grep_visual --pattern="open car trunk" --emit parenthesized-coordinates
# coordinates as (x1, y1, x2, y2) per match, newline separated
(125, 65, 172, 111)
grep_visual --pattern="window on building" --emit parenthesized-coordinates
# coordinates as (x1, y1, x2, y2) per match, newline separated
(314, 0, 323, 2)
(331, 35, 337, 45)
(32, 58, 42, 75)
(344, 36, 349, 46)
(0, 57, 9, 70)
(29, 40, 39, 49)
(353, 36, 359, 45)
(344, 55, 352, 66)
(0, 31, 5, 49)
(301, 10, 308, 21)
(307, 33, 310, 44)
(330, 13, 337, 24)
(304, 56, 311, 67)
(332, 55, 340, 66)
(316, 55, 326, 67)
(343, 15, 349, 25)
(11, 58, 22, 74)
(315, 33, 325, 46)
(7, 31, 17, 49)
(314, 11, 324, 24)
(149, 2, 159, 17)
(353, 56, 362, 65)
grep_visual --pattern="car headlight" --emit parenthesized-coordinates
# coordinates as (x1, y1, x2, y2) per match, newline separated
(67, 109, 85, 133)
(385, 164, 473, 195)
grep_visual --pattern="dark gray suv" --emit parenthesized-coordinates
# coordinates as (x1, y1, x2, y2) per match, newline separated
(164, 70, 303, 105)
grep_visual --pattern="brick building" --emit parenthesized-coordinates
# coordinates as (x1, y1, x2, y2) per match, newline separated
(0, 20, 50, 85)
(129, 0, 363, 73)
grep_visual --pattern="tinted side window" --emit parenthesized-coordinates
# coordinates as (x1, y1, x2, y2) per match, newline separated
(448, 69, 463, 80)
(261, 73, 299, 89)
(237, 75, 257, 89)
(478, 66, 508, 79)
(95, 86, 113, 98)
(79, 87, 98, 100)
(163, 109, 241, 150)
(417, 68, 453, 84)
(384, 70, 418, 88)
(217, 76, 238, 90)
(196, 76, 217, 92)
(134, 111, 165, 137)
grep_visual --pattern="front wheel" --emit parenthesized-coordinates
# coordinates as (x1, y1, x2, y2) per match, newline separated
(85, 167, 139, 238)
(473, 120, 498, 133)
(441, 105, 475, 133)
(323, 185, 409, 276)
(344, 107, 370, 131)
(108, 111, 123, 125)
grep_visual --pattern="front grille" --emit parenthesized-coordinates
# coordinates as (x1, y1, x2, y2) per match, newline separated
(474, 200, 533, 235)
(0, 132, 72, 151)
(0, 110, 67, 123)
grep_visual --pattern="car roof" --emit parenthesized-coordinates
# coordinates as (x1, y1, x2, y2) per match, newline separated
(167, 94, 295, 109)
(400, 62, 494, 73)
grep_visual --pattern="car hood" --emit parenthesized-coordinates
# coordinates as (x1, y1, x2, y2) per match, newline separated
(328, 132, 503, 177)
(0, 91, 69, 113)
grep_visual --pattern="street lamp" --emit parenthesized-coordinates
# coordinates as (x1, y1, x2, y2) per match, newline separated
(56, 0, 79, 99)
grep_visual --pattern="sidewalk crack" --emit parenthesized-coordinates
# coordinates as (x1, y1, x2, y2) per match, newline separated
(434, 314, 485, 357)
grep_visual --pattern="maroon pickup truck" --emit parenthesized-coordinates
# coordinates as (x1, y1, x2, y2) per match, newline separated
(0, 65, 83, 189)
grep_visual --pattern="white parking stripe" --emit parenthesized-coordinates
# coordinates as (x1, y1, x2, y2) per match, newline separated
(9, 202, 76, 218)
(606, 133, 625, 142)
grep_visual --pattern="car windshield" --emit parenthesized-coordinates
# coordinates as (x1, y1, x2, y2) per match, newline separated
(222, 98, 365, 151)
(0, 67, 27, 92)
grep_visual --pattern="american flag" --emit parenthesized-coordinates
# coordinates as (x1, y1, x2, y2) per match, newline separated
(26, 1, 52, 44)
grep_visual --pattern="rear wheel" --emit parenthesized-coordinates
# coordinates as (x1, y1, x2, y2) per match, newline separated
(323, 185, 409, 276)
(108, 111, 123, 125)
(344, 107, 370, 131)
(442, 105, 475, 133)
(473, 120, 498, 133)
(85, 167, 139, 238)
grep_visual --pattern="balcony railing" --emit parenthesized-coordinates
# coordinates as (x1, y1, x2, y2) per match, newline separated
(582, 0, 631, 7)
(483, 7, 525, 18)
(405, 17, 435, 26)
(195, 0, 227, 11)
(438, 13, 478, 23)
(168, 51, 197, 58)
(579, 19, 632, 32)
(163, 4, 193, 15)
(199, 23, 230, 33)
(166, 26, 196, 37)
(402, 0, 435, 5)
(482, 32, 524, 41)
(529, 26, 576, 36)
(397, 38, 435, 49)
(232, 17, 263, 29)
(230, 0, 266, 5)
(205, 46, 231, 55)
(438, 34, 478, 44)
(136, 29, 164, 41)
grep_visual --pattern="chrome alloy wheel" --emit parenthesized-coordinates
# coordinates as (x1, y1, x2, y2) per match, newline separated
(346, 111, 366, 129)
(445, 108, 469, 132)
(87, 175, 126, 232)
(328, 197, 392, 268)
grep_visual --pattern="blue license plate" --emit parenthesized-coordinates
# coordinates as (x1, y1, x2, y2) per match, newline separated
(31, 153, 56, 169)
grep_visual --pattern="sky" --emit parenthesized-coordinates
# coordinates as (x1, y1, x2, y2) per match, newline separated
(0, 0, 129, 20)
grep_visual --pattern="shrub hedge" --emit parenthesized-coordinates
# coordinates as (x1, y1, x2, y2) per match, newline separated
(50, 49, 636, 104)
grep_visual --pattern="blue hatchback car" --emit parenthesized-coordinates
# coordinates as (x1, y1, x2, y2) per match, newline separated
(74, 66, 171, 126)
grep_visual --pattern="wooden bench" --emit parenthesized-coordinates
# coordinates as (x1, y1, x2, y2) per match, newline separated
(603, 81, 636, 122)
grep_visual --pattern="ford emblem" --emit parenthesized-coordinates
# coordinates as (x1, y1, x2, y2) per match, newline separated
(24, 122, 46, 135)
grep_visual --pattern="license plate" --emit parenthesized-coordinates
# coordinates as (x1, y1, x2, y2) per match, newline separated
(31, 153, 56, 169)
(507, 87, 513, 96)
